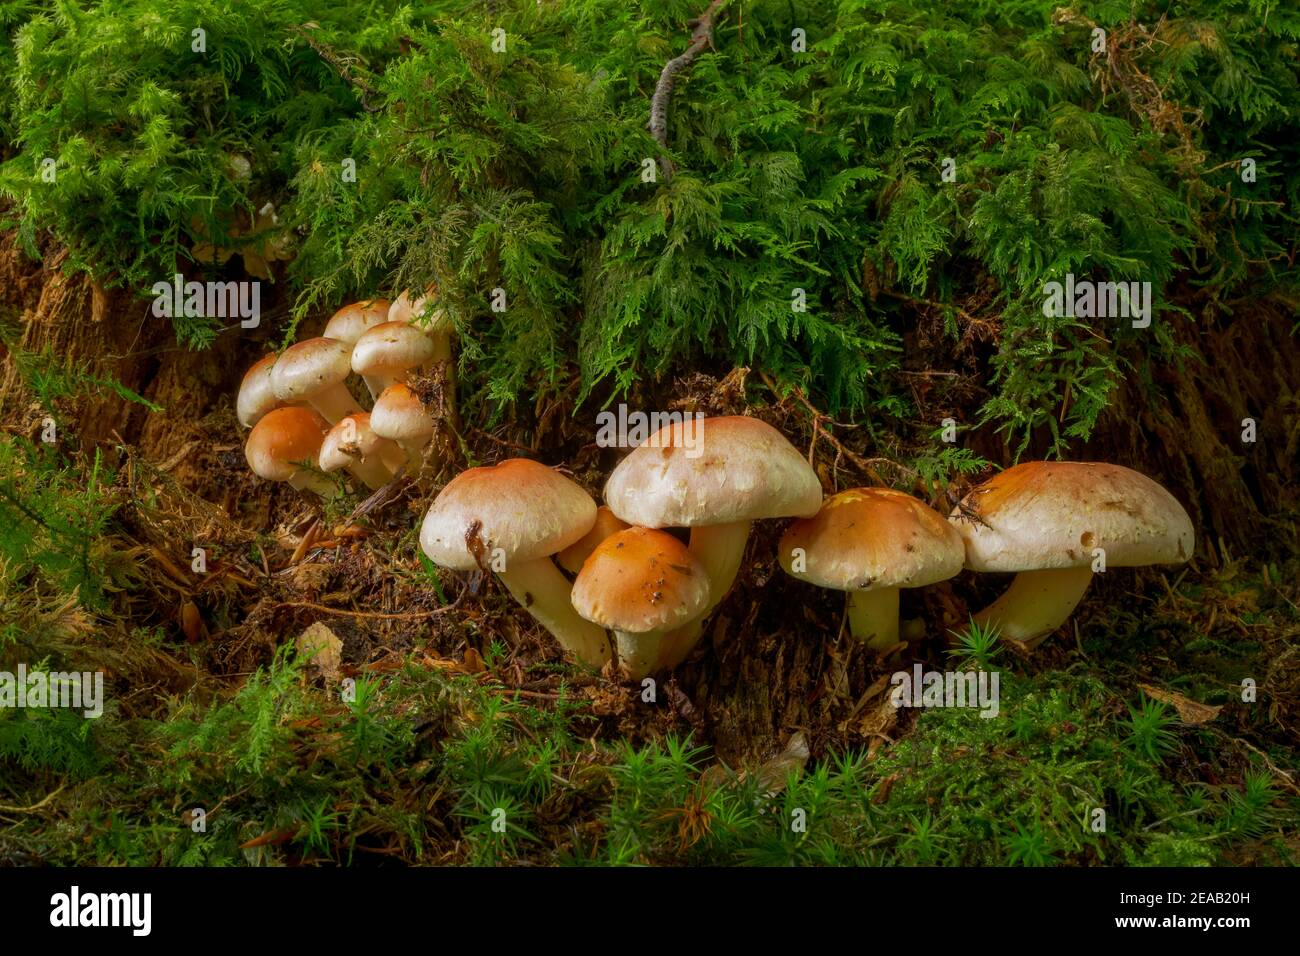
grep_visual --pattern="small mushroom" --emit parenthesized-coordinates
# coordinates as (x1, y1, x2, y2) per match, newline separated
(779, 488, 965, 650)
(389, 286, 457, 427)
(318, 412, 401, 491)
(237, 353, 291, 428)
(350, 321, 439, 394)
(271, 337, 364, 424)
(604, 415, 823, 667)
(556, 505, 631, 574)
(244, 406, 335, 498)
(419, 459, 611, 668)
(322, 299, 392, 399)
(370, 383, 436, 469)
(571, 527, 710, 681)
(949, 461, 1194, 648)
(387, 285, 438, 325)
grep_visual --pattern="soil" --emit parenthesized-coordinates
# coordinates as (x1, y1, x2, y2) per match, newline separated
(1, 238, 1296, 765)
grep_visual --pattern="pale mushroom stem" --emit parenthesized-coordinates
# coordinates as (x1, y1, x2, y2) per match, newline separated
(654, 614, 707, 671)
(361, 376, 387, 402)
(615, 630, 666, 682)
(973, 567, 1094, 649)
(398, 438, 436, 471)
(651, 520, 752, 670)
(346, 456, 395, 492)
(498, 557, 612, 668)
(309, 386, 365, 425)
(288, 470, 338, 499)
(379, 445, 408, 475)
(846, 588, 900, 650)
(689, 520, 752, 615)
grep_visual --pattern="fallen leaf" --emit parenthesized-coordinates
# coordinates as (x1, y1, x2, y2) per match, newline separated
(238, 827, 297, 850)
(461, 647, 485, 673)
(297, 622, 343, 682)
(1138, 683, 1222, 725)
(179, 601, 208, 642)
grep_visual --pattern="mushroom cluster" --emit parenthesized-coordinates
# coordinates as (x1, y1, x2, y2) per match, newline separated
(237, 289, 452, 496)
(240, 334, 1195, 681)
(416, 427, 1194, 681)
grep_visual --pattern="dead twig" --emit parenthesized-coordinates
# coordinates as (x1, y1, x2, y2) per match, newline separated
(272, 601, 456, 620)
(1211, 730, 1300, 796)
(0, 782, 67, 814)
(648, 1, 726, 179)
(758, 371, 918, 487)
(346, 467, 410, 524)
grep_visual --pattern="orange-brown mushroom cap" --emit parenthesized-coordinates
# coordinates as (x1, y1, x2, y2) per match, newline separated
(245, 406, 331, 482)
(571, 528, 710, 634)
(781, 488, 965, 591)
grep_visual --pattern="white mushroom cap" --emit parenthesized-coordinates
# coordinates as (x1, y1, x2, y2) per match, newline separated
(950, 461, 1194, 572)
(370, 383, 433, 446)
(237, 353, 286, 428)
(420, 459, 597, 571)
(389, 287, 452, 333)
(322, 299, 392, 345)
(571, 527, 710, 634)
(604, 415, 823, 528)
(270, 337, 355, 403)
(318, 412, 397, 474)
(780, 488, 965, 591)
(351, 321, 438, 381)
(245, 406, 330, 482)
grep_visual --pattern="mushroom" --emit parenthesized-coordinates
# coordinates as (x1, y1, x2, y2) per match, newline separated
(604, 415, 823, 666)
(370, 383, 436, 469)
(389, 287, 457, 428)
(244, 406, 335, 498)
(271, 337, 365, 424)
(779, 488, 965, 650)
(350, 321, 439, 394)
(949, 461, 1194, 648)
(388, 286, 437, 325)
(571, 527, 710, 681)
(322, 299, 393, 399)
(237, 353, 291, 428)
(419, 458, 611, 668)
(557, 505, 631, 574)
(318, 412, 401, 491)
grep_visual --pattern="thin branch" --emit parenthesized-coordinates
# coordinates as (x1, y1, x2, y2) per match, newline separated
(648, 1, 726, 180)
(0, 782, 67, 814)
(758, 372, 919, 486)
(272, 601, 455, 620)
